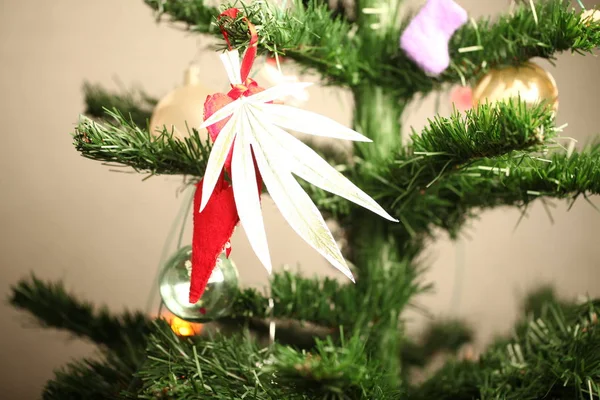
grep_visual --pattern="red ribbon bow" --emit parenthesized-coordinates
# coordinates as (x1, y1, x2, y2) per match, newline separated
(189, 8, 262, 303)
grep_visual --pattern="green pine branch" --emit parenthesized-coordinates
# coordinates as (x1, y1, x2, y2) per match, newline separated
(146, 0, 360, 87)
(74, 109, 212, 178)
(144, 0, 600, 97)
(410, 101, 554, 164)
(9, 275, 153, 357)
(265, 333, 401, 399)
(401, 319, 474, 368)
(43, 352, 140, 400)
(230, 264, 424, 334)
(7, 270, 420, 354)
(7, 276, 408, 399)
(73, 108, 352, 215)
(229, 272, 356, 326)
(74, 100, 554, 195)
(345, 101, 598, 242)
(10, 276, 157, 398)
(412, 298, 600, 400)
(36, 286, 599, 400)
(383, 142, 600, 241)
(83, 82, 157, 128)
(144, 0, 219, 34)
(73, 101, 600, 246)
(74, 98, 600, 244)
(133, 321, 399, 399)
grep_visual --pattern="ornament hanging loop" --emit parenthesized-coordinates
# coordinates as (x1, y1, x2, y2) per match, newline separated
(218, 8, 259, 82)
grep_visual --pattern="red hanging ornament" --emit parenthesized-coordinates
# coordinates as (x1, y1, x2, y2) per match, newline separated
(189, 174, 239, 303)
(189, 8, 262, 303)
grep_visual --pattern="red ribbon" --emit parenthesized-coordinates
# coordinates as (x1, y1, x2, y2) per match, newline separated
(217, 8, 258, 83)
(188, 8, 263, 304)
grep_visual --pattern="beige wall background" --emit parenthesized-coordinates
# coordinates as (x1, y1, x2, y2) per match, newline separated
(1, 0, 599, 398)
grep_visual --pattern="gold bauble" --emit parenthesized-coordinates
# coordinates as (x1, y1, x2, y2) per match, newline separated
(581, 9, 600, 25)
(149, 65, 214, 141)
(472, 62, 558, 112)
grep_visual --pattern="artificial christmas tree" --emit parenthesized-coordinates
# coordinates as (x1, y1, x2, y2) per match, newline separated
(9, 0, 600, 398)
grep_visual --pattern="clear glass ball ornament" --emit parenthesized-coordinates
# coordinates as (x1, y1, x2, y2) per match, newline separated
(159, 245, 238, 322)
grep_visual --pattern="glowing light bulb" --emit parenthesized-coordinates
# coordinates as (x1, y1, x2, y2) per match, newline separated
(169, 316, 202, 337)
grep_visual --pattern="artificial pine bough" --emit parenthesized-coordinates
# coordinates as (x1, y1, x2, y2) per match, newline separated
(10, 0, 600, 398)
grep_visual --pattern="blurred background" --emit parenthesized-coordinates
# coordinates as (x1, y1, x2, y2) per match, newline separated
(1, 0, 600, 398)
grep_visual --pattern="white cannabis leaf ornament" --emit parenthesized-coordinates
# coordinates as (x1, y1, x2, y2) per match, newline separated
(200, 49, 397, 282)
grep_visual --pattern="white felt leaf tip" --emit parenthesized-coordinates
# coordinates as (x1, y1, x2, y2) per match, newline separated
(257, 103, 371, 142)
(348, 272, 356, 283)
(332, 259, 355, 283)
(263, 259, 273, 274)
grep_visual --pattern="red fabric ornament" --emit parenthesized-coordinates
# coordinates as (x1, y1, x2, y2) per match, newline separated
(189, 175, 239, 303)
(189, 8, 263, 303)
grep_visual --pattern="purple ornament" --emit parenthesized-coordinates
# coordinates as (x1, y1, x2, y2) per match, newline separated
(400, 0, 468, 75)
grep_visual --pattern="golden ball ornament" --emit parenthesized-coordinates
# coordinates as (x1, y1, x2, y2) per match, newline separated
(472, 62, 558, 112)
(581, 9, 600, 25)
(149, 65, 214, 141)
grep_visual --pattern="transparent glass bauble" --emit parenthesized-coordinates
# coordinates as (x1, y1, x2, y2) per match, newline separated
(159, 245, 239, 322)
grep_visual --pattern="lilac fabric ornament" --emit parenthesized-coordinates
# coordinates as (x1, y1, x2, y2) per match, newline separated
(400, 0, 468, 75)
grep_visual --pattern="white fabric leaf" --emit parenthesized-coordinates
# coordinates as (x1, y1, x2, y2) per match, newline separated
(246, 82, 313, 104)
(247, 109, 355, 282)
(231, 108, 272, 273)
(199, 98, 243, 130)
(256, 103, 371, 142)
(199, 112, 238, 212)
(219, 50, 242, 85)
(254, 114, 398, 222)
